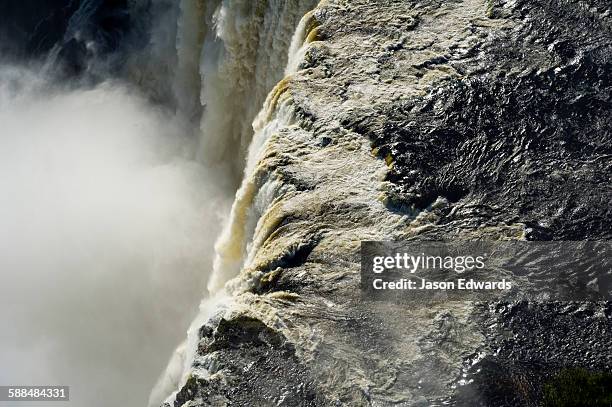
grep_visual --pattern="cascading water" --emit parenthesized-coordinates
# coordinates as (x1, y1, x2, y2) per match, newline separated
(189, 0, 318, 181)
(148, 1, 319, 405)
(0, 0, 320, 405)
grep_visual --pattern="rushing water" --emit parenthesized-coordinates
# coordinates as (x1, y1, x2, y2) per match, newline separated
(150, 1, 318, 405)
(0, 1, 317, 406)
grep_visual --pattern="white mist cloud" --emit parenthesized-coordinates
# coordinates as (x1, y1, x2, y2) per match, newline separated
(0, 67, 228, 407)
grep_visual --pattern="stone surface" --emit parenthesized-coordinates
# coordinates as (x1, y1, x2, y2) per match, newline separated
(170, 0, 612, 406)
(175, 0, 612, 406)
(5, 0, 609, 405)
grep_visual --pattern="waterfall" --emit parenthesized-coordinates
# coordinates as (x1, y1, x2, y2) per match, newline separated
(148, 1, 319, 405)
(172, 0, 215, 122)
(187, 0, 318, 181)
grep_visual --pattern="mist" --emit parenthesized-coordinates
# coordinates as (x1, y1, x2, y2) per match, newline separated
(0, 66, 229, 406)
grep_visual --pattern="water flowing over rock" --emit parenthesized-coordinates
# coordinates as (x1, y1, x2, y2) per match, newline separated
(9, 0, 608, 405)
(156, 0, 611, 406)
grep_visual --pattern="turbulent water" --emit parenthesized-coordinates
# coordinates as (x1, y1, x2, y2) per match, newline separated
(1, 0, 319, 406)
(2, 0, 610, 406)
(159, 0, 612, 406)
(150, 1, 319, 405)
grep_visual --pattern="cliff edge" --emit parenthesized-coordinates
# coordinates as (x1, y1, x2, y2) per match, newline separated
(167, 1, 612, 406)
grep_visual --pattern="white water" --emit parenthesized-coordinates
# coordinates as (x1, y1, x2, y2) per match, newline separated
(0, 0, 318, 405)
(149, 1, 319, 405)
(194, 0, 319, 180)
(199, 0, 319, 294)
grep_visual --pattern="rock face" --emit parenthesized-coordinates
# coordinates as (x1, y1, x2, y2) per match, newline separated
(0, 0, 81, 58)
(169, 0, 611, 406)
(0, 0, 173, 82)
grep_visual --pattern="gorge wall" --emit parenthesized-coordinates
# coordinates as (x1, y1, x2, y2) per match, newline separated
(159, 0, 612, 406)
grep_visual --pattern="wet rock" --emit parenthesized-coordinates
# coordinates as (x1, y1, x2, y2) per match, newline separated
(173, 0, 611, 405)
